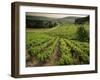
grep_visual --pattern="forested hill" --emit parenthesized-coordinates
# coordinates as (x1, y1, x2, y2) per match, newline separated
(75, 16, 89, 24)
(26, 15, 57, 28)
(26, 15, 89, 28)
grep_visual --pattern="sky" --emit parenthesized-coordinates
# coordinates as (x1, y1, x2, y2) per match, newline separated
(26, 12, 88, 18)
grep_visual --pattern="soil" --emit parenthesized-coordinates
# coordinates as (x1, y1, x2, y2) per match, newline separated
(26, 40, 60, 67)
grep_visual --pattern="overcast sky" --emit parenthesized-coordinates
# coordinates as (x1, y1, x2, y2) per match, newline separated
(26, 12, 88, 18)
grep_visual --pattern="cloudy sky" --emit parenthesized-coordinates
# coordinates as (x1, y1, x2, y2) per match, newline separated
(26, 12, 88, 18)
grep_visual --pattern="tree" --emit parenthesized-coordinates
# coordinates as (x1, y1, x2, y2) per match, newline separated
(76, 26, 89, 42)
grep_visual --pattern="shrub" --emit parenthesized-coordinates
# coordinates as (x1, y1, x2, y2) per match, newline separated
(76, 26, 88, 42)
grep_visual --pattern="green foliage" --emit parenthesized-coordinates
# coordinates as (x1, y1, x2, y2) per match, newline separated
(36, 38, 59, 62)
(26, 22, 89, 65)
(26, 19, 58, 28)
(65, 39, 89, 64)
(47, 23, 78, 39)
(59, 54, 73, 65)
(27, 34, 59, 62)
(58, 39, 73, 65)
(76, 26, 89, 42)
(28, 37, 55, 56)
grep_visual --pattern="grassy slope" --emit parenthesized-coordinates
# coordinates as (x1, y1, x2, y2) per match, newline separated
(26, 23, 89, 41)
(47, 23, 78, 39)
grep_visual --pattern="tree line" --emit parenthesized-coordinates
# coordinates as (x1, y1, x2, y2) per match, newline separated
(26, 19, 58, 28)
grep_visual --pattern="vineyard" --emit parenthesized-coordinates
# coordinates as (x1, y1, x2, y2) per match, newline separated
(26, 23, 89, 67)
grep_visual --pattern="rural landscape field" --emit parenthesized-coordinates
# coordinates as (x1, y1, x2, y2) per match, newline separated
(26, 13, 90, 67)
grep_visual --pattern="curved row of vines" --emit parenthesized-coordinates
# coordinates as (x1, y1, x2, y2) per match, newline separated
(26, 33, 89, 66)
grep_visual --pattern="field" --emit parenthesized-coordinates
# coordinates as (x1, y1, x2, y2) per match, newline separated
(26, 22, 89, 67)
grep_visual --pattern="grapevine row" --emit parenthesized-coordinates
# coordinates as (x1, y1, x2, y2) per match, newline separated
(28, 37, 56, 57)
(36, 37, 59, 62)
(64, 39, 89, 64)
(70, 40, 89, 55)
(26, 36, 52, 49)
(58, 38, 73, 65)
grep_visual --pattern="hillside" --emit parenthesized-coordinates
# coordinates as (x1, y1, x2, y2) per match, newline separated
(26, 15, 89, 28)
